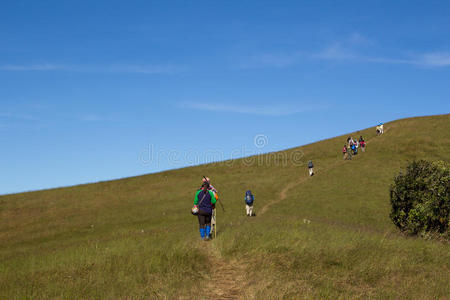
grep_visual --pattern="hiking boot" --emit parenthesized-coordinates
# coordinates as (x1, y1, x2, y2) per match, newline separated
(199, 228, 206, 239)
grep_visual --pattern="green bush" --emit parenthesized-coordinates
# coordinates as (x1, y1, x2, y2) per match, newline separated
(390, 160, 449, 239)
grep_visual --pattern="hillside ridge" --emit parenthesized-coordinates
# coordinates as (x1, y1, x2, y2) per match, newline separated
(1, 114, 449, 299)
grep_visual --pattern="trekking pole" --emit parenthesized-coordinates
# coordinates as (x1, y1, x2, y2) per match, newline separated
(214, 209, 217, 239)
(217, 198, 225, 212)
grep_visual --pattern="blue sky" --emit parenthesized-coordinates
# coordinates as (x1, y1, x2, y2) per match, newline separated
(1, 0, 449, 194)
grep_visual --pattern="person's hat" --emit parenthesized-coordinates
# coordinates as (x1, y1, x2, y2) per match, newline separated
(202, 181, 210, 190)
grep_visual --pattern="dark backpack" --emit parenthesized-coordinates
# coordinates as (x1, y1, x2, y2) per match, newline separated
(245, 190, 254, 205)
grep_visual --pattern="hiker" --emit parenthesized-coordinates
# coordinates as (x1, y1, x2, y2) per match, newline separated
(343, 144, 348, 160)
(193, 181, 217, 240)
(376, 123, 384, 135)
(245, 190, 255, 216)
(347, 144, 353, 160)
(201, 177, 218, 236)
(308, 160, 314, 176)
(351, 143, 357, 155)
(359, 136, 366, 152)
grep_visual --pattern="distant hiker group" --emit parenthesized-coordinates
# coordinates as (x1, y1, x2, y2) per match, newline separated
(342, 123, 385, 160)
(343, 135, 366, 160)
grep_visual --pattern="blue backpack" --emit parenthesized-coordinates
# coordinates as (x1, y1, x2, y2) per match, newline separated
(245, 190, 254, 205)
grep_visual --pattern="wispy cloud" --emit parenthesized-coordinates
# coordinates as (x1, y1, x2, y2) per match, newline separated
(313, 35, 450, 68)
(312, 42, 357, 60)
(77, 113, 120, 122)
(416, 52, 450, 67)
(107, 64, 183, 74)
(0, 63, 183, 74)
(79, 114, 105, 122)
(0, 112, 38, 121)
(0, 64, 67, 71)
(242, 33, 450, 69)
(238, 52, 304, 69)
(315, 47, 450, 67)
(178, 102, 328, 116)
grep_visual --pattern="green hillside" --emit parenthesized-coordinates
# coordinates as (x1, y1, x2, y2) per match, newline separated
(1, 114, 449, 299)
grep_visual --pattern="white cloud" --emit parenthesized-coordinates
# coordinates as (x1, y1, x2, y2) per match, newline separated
(239, 52, 304, 69)
(417, 52, 450, 67)
(79, 114, 104, 122)
(0, 64, 67, 71)
(0, 112, 38, 121)
(178, 102, 327, 116)
(314, 43, 450, 68)
(77, 113, 121, 122)
(313, 33, 374, 61)
(347, 33, 374, 46)
(0, 63, 182, 74)
(312, 34, 450, 67)
(312, 42, 357, 60)
(108, 64, 182, 74)
(354, 53, 450, 67)
(242, 33, 450, 69)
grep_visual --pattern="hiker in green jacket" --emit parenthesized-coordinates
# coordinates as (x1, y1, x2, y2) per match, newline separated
(201, 176, 218, 236)
(193, 181, 217, 240)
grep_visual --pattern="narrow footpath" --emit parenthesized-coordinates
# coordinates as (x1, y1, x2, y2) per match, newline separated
(199, 129, 387, 299)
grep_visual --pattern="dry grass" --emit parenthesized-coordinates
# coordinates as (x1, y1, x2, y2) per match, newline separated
(1, 114, 449, 299)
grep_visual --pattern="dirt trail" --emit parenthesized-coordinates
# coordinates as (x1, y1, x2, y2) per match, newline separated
(259, 128, 386, 216)
(259, 160, 342, 216)
(259, 178, 307, 215)
(198, 128, 387, 299)
(194, 242, 247, 300)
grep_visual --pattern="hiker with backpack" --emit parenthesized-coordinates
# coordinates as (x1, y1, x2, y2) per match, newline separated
(376, 123, 384, 135)
(245, 190, 255, 216)
(359, 136, 366, 152)
(343, 144, 348, 160)
(347, 137, 353, 148)
(351, 143, 357, 155)
(308, 160, 314, 176)
(201, 176, 219, 237)
(192, 181, 217, 240)
(346, 144, 352, 160)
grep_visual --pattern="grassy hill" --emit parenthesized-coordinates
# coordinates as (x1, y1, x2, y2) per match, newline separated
(1, 114, 449, 299)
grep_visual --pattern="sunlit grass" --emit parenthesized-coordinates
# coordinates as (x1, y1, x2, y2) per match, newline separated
(1, 114, 449, 298)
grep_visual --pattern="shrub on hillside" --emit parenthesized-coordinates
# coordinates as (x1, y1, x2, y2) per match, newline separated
(390, 160, 449, 239)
